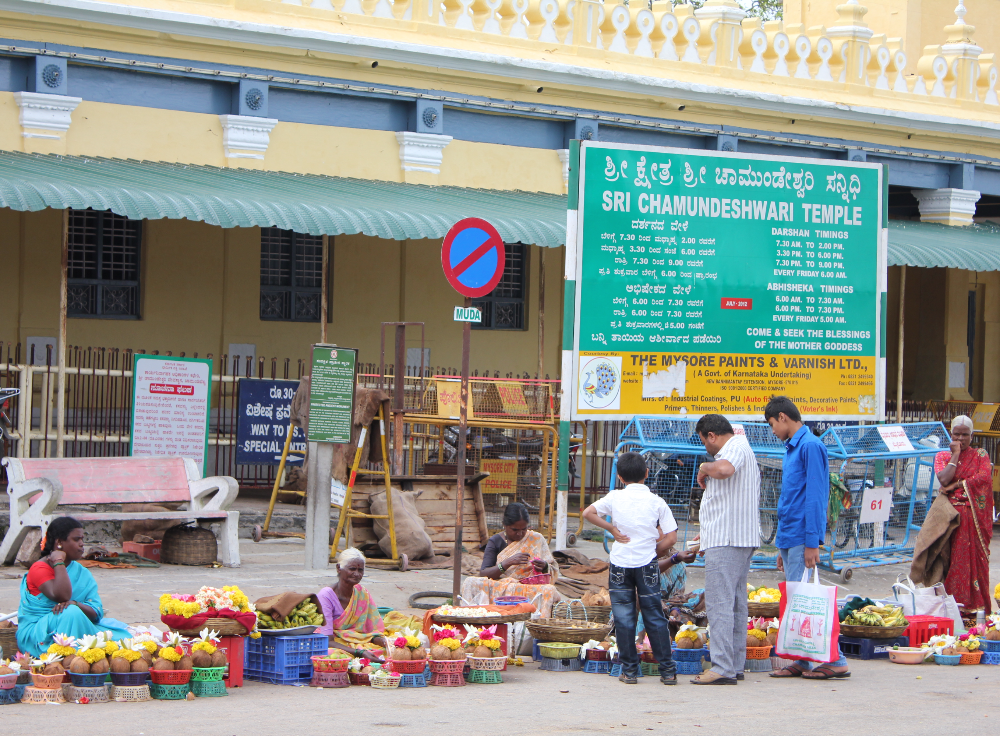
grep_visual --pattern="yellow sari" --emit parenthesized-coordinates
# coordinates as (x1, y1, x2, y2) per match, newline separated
(461, 530, 562, 617)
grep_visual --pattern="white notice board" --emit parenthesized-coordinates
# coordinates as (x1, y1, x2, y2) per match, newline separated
(130, 354, 213, 475)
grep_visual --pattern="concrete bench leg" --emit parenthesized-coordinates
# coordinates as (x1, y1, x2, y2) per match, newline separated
(218, 510, 241, 568)
(0, 524, 32, 566)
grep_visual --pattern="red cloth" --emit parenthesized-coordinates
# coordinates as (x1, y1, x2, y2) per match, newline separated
(26, 560, 56, 596)
(934, 448, 994, 612)
(160, 608, 258, 633)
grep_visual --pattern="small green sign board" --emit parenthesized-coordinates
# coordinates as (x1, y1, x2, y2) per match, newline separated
(308, 345, 358, 444)
(453, 306, 482, 323)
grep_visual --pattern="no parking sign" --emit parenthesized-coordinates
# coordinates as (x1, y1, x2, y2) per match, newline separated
(441, 218, 505, 298)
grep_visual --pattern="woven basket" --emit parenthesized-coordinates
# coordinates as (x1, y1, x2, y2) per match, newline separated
(387, 659, 427, 674)
(429, 659, 466, 674)
(839, 623, 908, 639)
(585, 648, 610, 661)
(371, 673, 402, 689)
(746, 646, 772, 660)
(0, 627, 18, 658)
(171, 618, 248, 637)
(312, 656, 350, 673)
(747, 602, 780, 618)
(149, 669, 192, 685)
(432, 612, 532, 625)
(526, 618, 613, 644)
(538, 642, 581, 659)
(552, 599, 612, 624)
(959, 650, 983, 665)
(348, 672, 372, 686)
(467, 656, 506, 671)
(160, 524, 218, 566)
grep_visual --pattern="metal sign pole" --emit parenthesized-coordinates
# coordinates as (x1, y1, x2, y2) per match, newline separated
(304, 441, 333, 569)
(452, 297, 472, 601)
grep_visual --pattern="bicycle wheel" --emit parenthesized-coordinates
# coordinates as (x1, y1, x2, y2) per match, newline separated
(834, 513, 855, 549)
(759, 511, 777, 545)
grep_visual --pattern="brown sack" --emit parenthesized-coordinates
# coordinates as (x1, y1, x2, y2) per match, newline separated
(910, 493, 960, 585)
(370, 488, 434, 561)
(254, 592, 322, 622)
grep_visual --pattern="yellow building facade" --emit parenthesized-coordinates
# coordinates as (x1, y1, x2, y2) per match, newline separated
(0, 0, 999, 401)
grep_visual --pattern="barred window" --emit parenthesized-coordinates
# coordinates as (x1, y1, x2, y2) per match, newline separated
(67, 210, 142, 319)
(259, 228, 326, 322)
(472, 243, 527, 330)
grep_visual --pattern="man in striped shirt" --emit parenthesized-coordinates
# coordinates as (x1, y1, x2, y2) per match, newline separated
(690, 414, 761, 685)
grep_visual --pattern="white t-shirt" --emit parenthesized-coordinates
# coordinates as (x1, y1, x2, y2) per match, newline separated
(591, 483, 678, 568)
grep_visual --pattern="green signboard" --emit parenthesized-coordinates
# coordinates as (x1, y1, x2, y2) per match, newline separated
(572, 141, 885, 421)
(308, 345, 358, 444)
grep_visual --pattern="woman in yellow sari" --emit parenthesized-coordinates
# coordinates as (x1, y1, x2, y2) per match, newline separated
(462, 503, 561, 617)
(317, 548, 387, 661)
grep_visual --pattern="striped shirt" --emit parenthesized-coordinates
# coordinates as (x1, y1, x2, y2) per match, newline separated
(699, 434, 761, 550)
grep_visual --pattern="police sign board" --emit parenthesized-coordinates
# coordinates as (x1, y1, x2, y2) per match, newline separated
(572, 142, 886, 421)
(235, 378, 305, 465)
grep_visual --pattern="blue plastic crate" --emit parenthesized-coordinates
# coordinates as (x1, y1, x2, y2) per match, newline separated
(980, 639, 1000, 654)
(583, 660, 611, 674)
(540, 657, 581, 672)
(981, 651, 1000, 665)
(399, 672, 429, 688)
(607, 662, 645, 678)
(675, 660, 703, 675)
(0, 684, 27, 705)
(244, 668, 313, 686)
(671, 647, 706, 662)
(245, 634, 327, 681)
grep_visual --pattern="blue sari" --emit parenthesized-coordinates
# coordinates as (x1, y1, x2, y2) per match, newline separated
(17, 561, 130, 657)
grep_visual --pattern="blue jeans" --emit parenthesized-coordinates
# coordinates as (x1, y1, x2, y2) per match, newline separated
(779, 546, 848, 669)
(609, 559, 675, 678)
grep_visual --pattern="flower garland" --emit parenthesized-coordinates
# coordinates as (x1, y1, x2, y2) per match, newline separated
(76, 635, 107, 664)
(463, 624, 504, 650)
(675, 623, 700, 644)
(958, 633, 981, 651)
(430, 625, 462, 650)
(111, 641, 143, 663)
(158, 647, 183, 663)
(191, 628, 220, 655)
(160, 585, 261, 638)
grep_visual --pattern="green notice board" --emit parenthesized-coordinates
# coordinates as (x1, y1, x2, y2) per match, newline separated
(572, 141, 885, 421)
(308, 345, 358, 444)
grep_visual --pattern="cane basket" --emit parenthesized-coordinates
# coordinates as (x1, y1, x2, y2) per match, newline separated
(526, 619, 613, 644)
(0, 626, 18, 658)
(160, 524, 218, 566)
(747, 602, 780, 618)
(838, 624, 908, 639)
(552, 599, 612, 624)
(467, 656, 506, 671)
(171, 618, 248, 637)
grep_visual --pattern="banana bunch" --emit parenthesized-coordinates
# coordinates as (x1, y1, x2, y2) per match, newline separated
(257, 600, 324, 629)
(843, 604, 907, 628)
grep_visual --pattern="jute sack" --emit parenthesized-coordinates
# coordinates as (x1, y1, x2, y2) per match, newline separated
(369, 488, 433, 561)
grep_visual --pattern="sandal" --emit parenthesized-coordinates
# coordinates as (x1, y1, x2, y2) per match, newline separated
(769, 664, 807, 678)
(801, 666, 851, 680)
(690, 672, 737, 685)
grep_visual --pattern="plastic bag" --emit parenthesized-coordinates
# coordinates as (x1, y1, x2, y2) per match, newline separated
(775, 568, 840, 664)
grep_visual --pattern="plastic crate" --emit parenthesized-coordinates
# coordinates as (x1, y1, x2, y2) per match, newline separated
(110, 672, 149, 687)
(608, 662, 645, 678)
(149, 670, 192, 686)
(839, 635, 910, 660)
(539, 657, 581, 672)
(903, 616, 955, 648)
(935, 653, 961, 666)
(311, 671, 349, 688)
(191, 680, 228, 697)
(398, 672, 429, 688)
(69, 672, 108, 688)
(583, 660, 611, 674)
(981, 652, 1000, 665)
(671, 647, 706, 662)
(675, 660, 703, 675)
(640, 662, 660, 677)
(430, 671, 465, 687)
(219, 635, 245, 687)
(123, 540, 160, 561)
(149, 683, 191, 700)
(465, 669, 502, 684)
(980, 639, 1000, 653)
(191, 667, 226, 682)
(0, 684, 26, 705)
(745, 657, 773, 672)
(244, 633, 326, 684)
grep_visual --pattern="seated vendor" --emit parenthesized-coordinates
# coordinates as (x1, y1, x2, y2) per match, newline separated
(17, 517, 130, 657)
(317, 547, 387, 662)
(460, 502, 561, 617)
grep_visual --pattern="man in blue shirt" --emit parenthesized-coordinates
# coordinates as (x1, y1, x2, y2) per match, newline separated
(764, 396, 850, 680)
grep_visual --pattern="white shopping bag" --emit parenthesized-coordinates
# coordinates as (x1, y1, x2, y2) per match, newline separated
(775, 568, 840, 664)
(891, 576, 965, 633)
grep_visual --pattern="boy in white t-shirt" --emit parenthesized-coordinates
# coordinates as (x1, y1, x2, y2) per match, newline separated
(582, 451, 678, 685)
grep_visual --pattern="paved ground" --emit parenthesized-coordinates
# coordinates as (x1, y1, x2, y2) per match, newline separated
(2, 530, 999, 733)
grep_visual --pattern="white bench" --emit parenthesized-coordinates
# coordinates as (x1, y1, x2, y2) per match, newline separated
(1, 456, 241, 567)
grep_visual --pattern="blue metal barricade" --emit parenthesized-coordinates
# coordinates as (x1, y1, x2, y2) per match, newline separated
(820, 421, 949, 581)
(603, 417, 786, 570)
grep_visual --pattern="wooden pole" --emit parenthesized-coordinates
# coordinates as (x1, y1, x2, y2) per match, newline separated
(320, 235, 329, 344)
(56, 209, 68, 458)
(537, 247, 545, 380)
(453, 296, 471, 601)
(393, 325, 405, 475)
(896, 265, 906, 423)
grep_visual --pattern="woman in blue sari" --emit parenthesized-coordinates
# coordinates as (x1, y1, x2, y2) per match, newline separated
(17, 517, 130, 657)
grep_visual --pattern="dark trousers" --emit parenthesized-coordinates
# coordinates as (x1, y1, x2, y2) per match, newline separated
(609, 559, 675, 678)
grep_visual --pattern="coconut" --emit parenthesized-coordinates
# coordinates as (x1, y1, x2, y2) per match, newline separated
(430, 644, 450, 661)
(0, 620, 11, 629)
(941, 646, 958, 656)
(360, 666, 373, 674)
(191, 651, 212, 669)
(493, 647, 505, 657)
(110, 657, 131, 673)
(61, 654, 79, 671)
(0, 665, 12, 675)
(675, 637, 697, 649)
(954, 641, 970, 652)
(141, 649, 153, 663)
(210, 651, 228, 668)
(176, 655, 193, 671)
(69, 657, 91, 674)
(746, 634, 761, 648)
(766, 630, 778, 647)
(152, 658, 175, 671)
(392, 647, 411, 661)
(130, 658, 150, 673)
(473, 645, 492, 659)
(90, 658, 110, 675)
(599, 641, 612, 650)
(42, 662, 65, 676)
(985, 629, 1000, 641)
(451, 648, 467, 660)
(409, 647, 426, 661)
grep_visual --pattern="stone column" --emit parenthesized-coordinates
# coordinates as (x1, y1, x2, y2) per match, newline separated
(911, 188, 981, 226)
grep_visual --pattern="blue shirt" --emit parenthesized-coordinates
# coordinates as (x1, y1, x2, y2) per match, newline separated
(776, 426, 829, 550)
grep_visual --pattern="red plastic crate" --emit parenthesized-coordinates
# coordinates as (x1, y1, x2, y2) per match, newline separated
(903, 615, 954, 648)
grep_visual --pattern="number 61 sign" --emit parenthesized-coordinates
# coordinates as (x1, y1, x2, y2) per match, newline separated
(859, 487, 893, 524)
